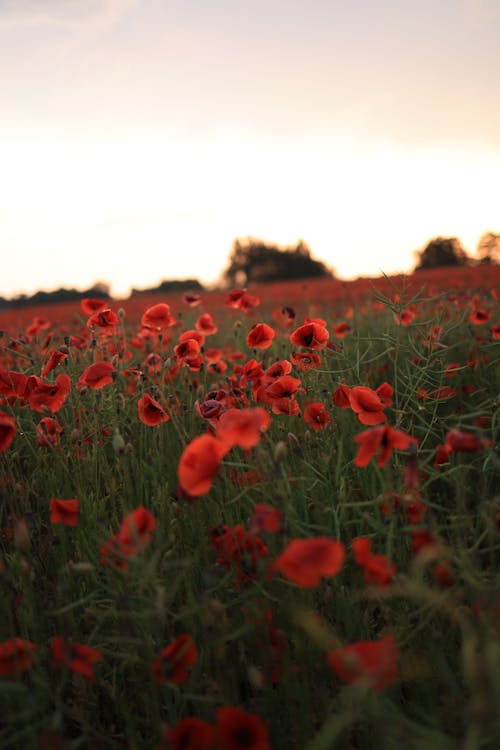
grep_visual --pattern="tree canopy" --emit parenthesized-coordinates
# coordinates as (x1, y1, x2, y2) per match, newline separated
(222, 238, 333, 286)
(476, 231, 500, 265)
(414, 237, 470, 271)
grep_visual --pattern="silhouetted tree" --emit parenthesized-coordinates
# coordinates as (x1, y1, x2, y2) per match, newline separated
(223, 238, 332, 286)
(131, 279, 204, 296)
(476, 231, 500, 265)
(414, 237, 470, 271)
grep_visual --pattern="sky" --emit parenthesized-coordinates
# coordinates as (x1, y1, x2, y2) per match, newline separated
(1, 0, 499, 298)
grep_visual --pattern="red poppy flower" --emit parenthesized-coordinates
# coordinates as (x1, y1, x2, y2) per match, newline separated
(161, 717, 213, 750)
(0, 411, 16, 453)
(138, 393, 170, 426)
(333, 322, 352, 338)
(0, 369, 28, 402)
(249, 504, 284, 534)
(78, 361, 116, 389)
(352, 537, 396, 586)
(50, 499, 79, 526)
(290, 351, 321, 371)
(26, 373, 71, 414)
(151, 634, 197, 685)
(210, 524, 269, 584)
(81, 297, 108, 315)
(51, 636, 102, 681)
(26, 316, 50, 337)
(100, 506, 156, 568)
(215, 706, 271, 750)
(174, 338, 201, 364)
(469, 309, 490, 325)
(36, 417, 63, 447)
(273, 537, 345, 588)
(348, 386, 387, 425)
(491, 323, 500, 340)
(178, 434, 230, 496)
(304, 402, 331, 431)
(196, 313, 218, 334)
(246, 323, 276, 350)
(332, 383, 351, 408)
(263, 375, 302, 401)
(0, 638, 36, 676)
(445, 428, 483, 453)
(183, 292, 202, 306)
(353, 425, 417, 468)
(41, 350, 68, 378)
(217, 407, 271, 449)
(141, 303, 176, 330)
(395, 307, 416, 326)
(289, 321, 329, 350)
(86, 308, 120, 332)
(328, 634, 400, 692)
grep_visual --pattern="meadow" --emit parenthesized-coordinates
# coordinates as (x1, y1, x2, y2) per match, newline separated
(0, 266, 498, 750)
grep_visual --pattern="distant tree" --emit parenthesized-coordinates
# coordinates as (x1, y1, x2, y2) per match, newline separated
(223, 238, 332, 286)
(414, 236, 470, 271)
(130, 279, 204, 296)
(476, 231, 500, 265)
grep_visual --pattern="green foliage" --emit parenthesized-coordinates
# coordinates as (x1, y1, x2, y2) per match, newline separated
(414, 237, 470, 271)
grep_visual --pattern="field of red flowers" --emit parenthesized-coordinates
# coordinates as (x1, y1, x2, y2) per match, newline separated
(0, 266, 499, 750)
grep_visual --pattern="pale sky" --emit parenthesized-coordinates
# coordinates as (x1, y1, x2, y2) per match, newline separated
(1, 0, 499, 298)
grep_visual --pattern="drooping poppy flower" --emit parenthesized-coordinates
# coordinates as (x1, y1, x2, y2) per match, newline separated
(273, 537, 345, 588)
(196, 313, 217, 334)
(178, 434, 230, 496)
(41, 349, 68, 378)
(50, 499, 79, 527)
(160, 717, 213, 750)
(51, 636, 102, 681)
(249, 504, 284, 534)
(327, 634, 400, 692)
(246, 323, 276, 350)
(26, 373, 71, 414)
(141, 303, 176, 330)
(36, 417, 63, 447)
(0, 411, 16, 453)
(290, 321, 329, 350)
(332, 383, 351, 408)
(353, 425, 417, 468)
(214, 706, 271, 750)
(217, 407, 271, 450)
(78, 361, 116, 389)
(138, 393, 170, 426)
(352, 537, 396, 586)
(304, 402, 331, 431)
(151, 634, 197, 685)
(348, 386, 387, 425)
(0, 638, 36, 676)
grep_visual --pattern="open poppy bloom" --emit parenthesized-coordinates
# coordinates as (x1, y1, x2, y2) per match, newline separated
(217, 407, 271, 449)
(249, 504, 284, 534)
(81, 297, 108, 315)
(151, 634, 197, 685)
(178, 434, 230, 496)
(290, 321, 329, 350)
(0, 411, 16, 453)
(183, 293, 202, 306)
(352, 537, 396, 586)
(348, 386, 387, 425)
(353, 424, 417, 467)
(78, 361, 116, 389)
(160, 717, 213, 750)
(214, 706, 271, 750)
(303, 401, 331, 430)
(246, 323, 276, 350)
(290, 351, 321, 371)
(141, 303, 176, 330)
(210, 524, 269, 585)
(86, 308, 120, 333)
(273, 537, 345, 588)
(36, 417, 63, 447)
(328, 634, 400, 691)
(51, 636, 102, 681)
(100, 506, 156, 568)
(138, 393, 169, 426)
(41, 349, 68, 378)
(50, 498, 79, 526)
(196, 312, 217, 334)
(26, 373, 71, 414)
(0, 638, 36, 676)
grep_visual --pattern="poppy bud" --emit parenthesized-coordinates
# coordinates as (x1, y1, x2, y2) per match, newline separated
(14, 519, 31, 553)
(112, 429, 126, 455)
(274, 441, 288, 462)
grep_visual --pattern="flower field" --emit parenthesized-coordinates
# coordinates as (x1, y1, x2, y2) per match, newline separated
(0, 266, 499, 750)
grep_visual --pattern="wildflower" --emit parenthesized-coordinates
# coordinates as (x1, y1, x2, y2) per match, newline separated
(86, 308, 119, 332)
(183, 293, 202, 306)
(290, 321, 329, 350)
(246, 323, 276, 350)
(333, 322, 352, 338)
(41, 349, 68, 378)
(0, 411, 16, 453)
(78, 361, 116, 389)
(290, 351, 321, 371)
(100, 506, 156, 568)
(328, 634, 400, 691)
(353, 425, 417, 468)
(0, 638, 36, 676)
(51, 636, 102, 681)
(210, 524, 269, 585)
(160, 717, 213, 750)
(352, 537, 396, 586)
(151, 634, 197, 685)
(348, 386, 387, 425)
(50, 499, 79, 526)
(332, 383, 351, 408)
(36, 417, 63, 447)
(196, 312, 217, 334)
(26, 373, 71, 414)
(178, 434, 230, 496)
(217, 407, 271, 450)
(141, 303, 176, 330)
(215, 706, 271, 750)
(81, 297, 108, 315)
(138, 393, 170, 426)
(303, 402, 331, 431)
(249, 504, 284, 534)
(273, 537, 345, 588)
